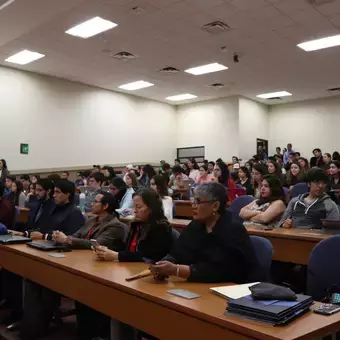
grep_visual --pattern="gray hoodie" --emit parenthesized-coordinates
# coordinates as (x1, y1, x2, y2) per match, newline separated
(277, 193, 340, 229)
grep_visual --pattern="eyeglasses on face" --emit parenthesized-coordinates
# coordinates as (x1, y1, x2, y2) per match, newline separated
(191, 198, 215, 206)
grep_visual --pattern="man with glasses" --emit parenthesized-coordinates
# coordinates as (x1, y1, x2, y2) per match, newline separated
(278, 168, 340, 229)
(85, 172, 104, 212)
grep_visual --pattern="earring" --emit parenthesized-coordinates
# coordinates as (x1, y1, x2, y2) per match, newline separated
(213, 212, 216, 216)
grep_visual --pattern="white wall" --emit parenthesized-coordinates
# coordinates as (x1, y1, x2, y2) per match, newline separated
(176, 97, 240, 162)
(269, 97, 340, 157)
(0, 66, 177, 171)
(238, 97, 269, 161)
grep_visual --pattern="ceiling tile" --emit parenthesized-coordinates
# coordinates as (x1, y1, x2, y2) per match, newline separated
(313, 1, 340, 16)
(228, 0, 268, 10)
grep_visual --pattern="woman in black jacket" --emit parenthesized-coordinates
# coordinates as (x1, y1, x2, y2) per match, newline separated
(150, 182, 261, 283)
(95, 188, 173, 263)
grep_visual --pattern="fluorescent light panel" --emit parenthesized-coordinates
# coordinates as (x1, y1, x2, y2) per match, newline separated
(185, 62, 228, 75)
(257, 91, 292, 99)
(66, 16, 118, 39)
(118, 80, 154, 91)
(297, 34, 340, 52)
(166, 94, 197, 101)
(5, 49, 45, 65)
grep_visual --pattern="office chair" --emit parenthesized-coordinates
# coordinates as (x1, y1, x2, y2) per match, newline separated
(229, 196, 255, 215)
(250, 236, 273, 281)
(290, 183, 308, 199)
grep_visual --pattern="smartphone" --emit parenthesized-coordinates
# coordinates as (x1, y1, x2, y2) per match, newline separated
(142, 257, 155, 264)
(314, 304, 340, 315)
(90, 239, 100, 249)
(330, 293, 340, 305)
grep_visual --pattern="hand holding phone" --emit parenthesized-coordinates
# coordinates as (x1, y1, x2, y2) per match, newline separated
(90, 239, 100, 249)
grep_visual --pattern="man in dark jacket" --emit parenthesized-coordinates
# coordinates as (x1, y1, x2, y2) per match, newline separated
(310, 148, 325, 168)
(0, 182, 15, 229)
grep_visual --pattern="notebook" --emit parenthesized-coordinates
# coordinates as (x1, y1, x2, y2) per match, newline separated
(27, 241, 70, 252)
(210, 282, 260, 300)
(0, 235, 32, 244)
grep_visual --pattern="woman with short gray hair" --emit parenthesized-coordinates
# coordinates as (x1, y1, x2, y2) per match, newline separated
(151, 182, 261, 283)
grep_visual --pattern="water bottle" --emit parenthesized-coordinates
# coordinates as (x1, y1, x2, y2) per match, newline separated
(79, 192, 86, 213)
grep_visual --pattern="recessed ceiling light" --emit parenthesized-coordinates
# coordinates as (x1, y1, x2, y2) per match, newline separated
(118, 80, 154, 91)
(166, 94, 197, 101)
(65, 16, 118, 39)
(5, 49, 45, 65)
(256, 91, 292, 99)
(297, 34, 340, 51)
(185, 62, 228, 75)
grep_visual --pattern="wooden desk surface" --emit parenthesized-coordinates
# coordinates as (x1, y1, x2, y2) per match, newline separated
(1, 244, 340, 340)
(174, 200, 193, 218)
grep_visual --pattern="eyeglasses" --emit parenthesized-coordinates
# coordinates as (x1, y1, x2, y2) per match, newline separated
(191, 198, 215, 206)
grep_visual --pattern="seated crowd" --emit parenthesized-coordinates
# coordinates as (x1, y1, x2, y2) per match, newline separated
(0, 145, 339, 339)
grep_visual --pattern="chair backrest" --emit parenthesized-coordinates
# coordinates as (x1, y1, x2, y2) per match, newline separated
(283, 187, 289, 200)
(307, 235, 340, 301)
(171, 228, 180, 242)
(74, 193, 80, 206)
(0, 223, 7, 235)
(229, 195, 255, 214)
(290, 183, 308, 199)
(250, 235, 273, 280)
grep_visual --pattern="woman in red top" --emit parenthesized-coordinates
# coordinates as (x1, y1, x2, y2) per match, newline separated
(214, 161, 238, 202)
(95, 189, 173, 263)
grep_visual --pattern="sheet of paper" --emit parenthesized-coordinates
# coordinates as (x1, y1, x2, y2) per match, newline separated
(210, 282, 260, 300)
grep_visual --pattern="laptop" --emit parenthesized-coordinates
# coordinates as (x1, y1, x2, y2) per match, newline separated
(26, 241, 71, 252)
(181, 179, 195, 189)
(0, 235, 32, 244)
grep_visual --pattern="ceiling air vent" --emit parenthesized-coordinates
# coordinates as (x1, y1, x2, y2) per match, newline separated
(110, 51, 137, 61)
(208, 83, 225, 89)
(307, 0, 335, 5)
(158, 66, 180, 74)
(328, 86, 340, 95)
(201, 21, 231, 35)
(0, 0, 15, 11)
(267, 97, 282, 100)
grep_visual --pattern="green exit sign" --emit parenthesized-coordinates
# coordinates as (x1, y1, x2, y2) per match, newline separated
(20, 143, 29, 155)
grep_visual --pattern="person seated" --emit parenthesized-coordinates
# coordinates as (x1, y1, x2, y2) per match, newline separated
(19, 174, 30, 194)
(298, 157, 310, 172)
(214, 161, 238, 201)
(232, 156, 240, 173)
(240, 175, 286, 226)
(25, 183, 37, 208)
(174, 159, 181, 166)
(92, 164, 101, 173)
(84, 172, 104, 212)
(322, 153, 332, 171)
(4, 175, 15, 196)
(8, 180, 26, 208)
(102, 165, 116, 185)
(95, 188, 173, 263)
(110, 177, 134, 216)
(20, 192, 126, 340)
(252, 163, 268, 199)
(278, 168, 340, 229)
(75, 172, 85, 187)
(125, 172, 139, 192)
(310, 148, 324, 168)
(284, 161, 306, 189)
(0, 159, 10, 184)
(139, 164, 157, 187)
(161, 162, 171, 184)
(14, 179, 85, 240)
(30, 175, 40, 184)
(196, 164, 214, 184)
(328, 160, 340, 204)
(187, 158, 200, 181)
(207, 161, 215, 174)
(237, 166, 253, 195)
(60, 171, 69, 180)
(267, 160, 284, 184)
(150, 182, 261, 283)
(168, 165, 189, 189)
(150, 175, 173, 220)
(0, 182, 15, 228)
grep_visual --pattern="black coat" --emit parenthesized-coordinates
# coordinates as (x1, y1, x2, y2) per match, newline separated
(25, 199, 85, 240)
(310, 156, 324, 168)
(118, 219, 173, 262)
(164, 210, 261, 283)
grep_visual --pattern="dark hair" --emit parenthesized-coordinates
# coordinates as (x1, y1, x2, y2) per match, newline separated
(20, 174, 30, 181)
(174, 159, 180, 163)
(324, 153, 332, 161)
(142, 164, 157, 179)
(245, 160, 254, 172)
(195, 182, 227, 213)
(93, 165, 101, 169)
(239, 166, 251, 179)
(182, 163, 190, 176)
(111, 177, 127, 202)
(313, 148, 322, 154)
(133, 188, 166, 223)
(54, 180, 76, 203)
(6, 175, 16, 182)
(332, 152, 340, 162)
(62, 171, 70, 176)
(331, 160, 340, 169)
(103, 166, 116, 178)
(98, 191, 119, 215)
(37, 178, 55, 196)
(276, 147, 281, 151)
(295, 152, 301, 157)
(298, 157, 310, 170)
(151, 175, 168, 198)
(199, 164, 208, 172)
(162, 163, 171, 171)
(252, 163, 268, 190)
(12, 180, 24, 206)
(76, 172, 84, 177)
(232, 156, 239, 162)
(29, 183, 36, 191)
(216, 158, 223, 163)
(287, 143, 292, 148)
(125, 172, 138, 188)
(204, 159, 209, 165)
(188, 158, 199, 170)
(208, 161, 215, 167)
(307, 167, 328, 183)
(47, 174, 61, 184)
(90, 172, 105, 185)
(267, 160, 282, 179)
(231, 172, 239, 182)
(286, 161, 306, 185)
(172, 165, 183, 175)
(0, 159, 7, 170)
(31, 174, 40, 181)
(0, 182, 5, 197)
(257, 175, 285, 206)
(216, 161, 230, 187)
